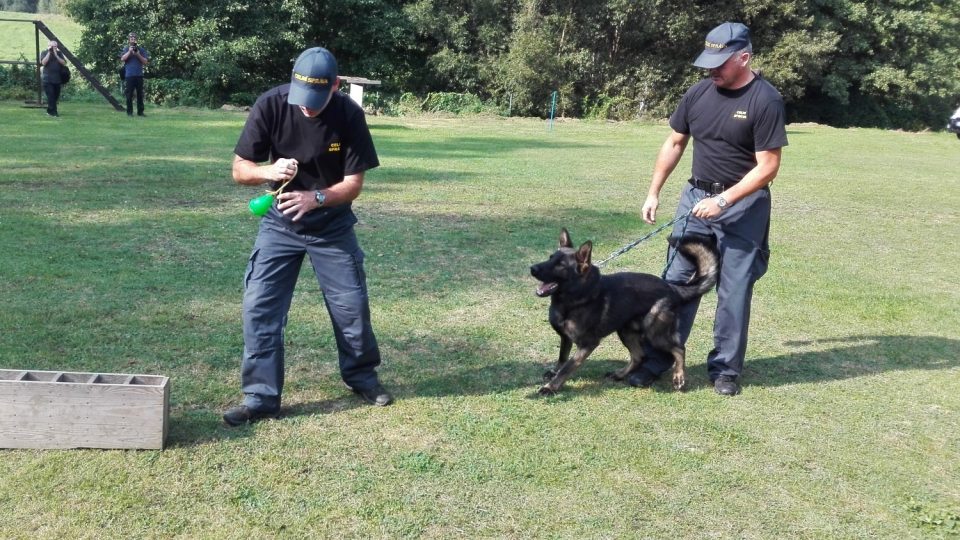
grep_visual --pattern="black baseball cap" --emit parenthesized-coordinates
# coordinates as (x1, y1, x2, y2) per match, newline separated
(288, 47, 338, 110)
(692, 22, 751, 69)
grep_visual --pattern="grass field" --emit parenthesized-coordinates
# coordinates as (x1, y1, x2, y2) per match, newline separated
(0, 11, 83, 59)
(1, 101, 958, 538)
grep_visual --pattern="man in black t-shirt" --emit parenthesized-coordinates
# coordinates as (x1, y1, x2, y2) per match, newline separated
(224, 47, 393, 426)
(631, 22, 788, 396)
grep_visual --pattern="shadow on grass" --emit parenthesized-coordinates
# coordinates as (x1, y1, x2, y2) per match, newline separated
(73, 334, 960, 448)
(747, 335, 960, 388)
(165, 396, 367, 448)
(517, 334, 960, 398)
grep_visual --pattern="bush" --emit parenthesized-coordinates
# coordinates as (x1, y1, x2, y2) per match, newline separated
(147, 78, 212, 108)
(582, 94, 637, 121)
(0, 57, 38, 100)
(384, 91, 502, 116)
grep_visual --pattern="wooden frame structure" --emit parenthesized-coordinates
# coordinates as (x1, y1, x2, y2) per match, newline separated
(0, 369, 169, 450)
(0, 18, 122, 111)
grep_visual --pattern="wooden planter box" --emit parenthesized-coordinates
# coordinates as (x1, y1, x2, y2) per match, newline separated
(0, 369, 169, 450)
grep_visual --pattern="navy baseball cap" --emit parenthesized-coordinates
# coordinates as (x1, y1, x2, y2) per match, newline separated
(288, 47, 338, 110)
(692, 22, 751, 69)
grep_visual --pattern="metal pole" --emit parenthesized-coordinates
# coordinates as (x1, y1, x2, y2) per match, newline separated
(548, 91, 557, 131)
(35, 21, 42, 105)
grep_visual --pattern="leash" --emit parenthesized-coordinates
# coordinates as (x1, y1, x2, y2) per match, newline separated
(594, 209, 693, 269)
(660, 210, 692, 279)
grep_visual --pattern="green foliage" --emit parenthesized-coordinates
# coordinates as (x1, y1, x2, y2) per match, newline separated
(422, 91, 485, 114)
(0, 57, 35, 99)
(0, 0, 37, 12)
(32, 0, 960, 127)
(386, 90, 496, 115)
(581, 94, 634, 121)
(61, 0, 414, 107)
(906, 498, 960, 534)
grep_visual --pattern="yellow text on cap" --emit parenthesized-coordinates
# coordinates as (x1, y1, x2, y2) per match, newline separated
(294, 73, 329, 85)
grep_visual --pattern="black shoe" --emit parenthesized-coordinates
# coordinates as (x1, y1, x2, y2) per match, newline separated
(137, 113, 146, 117)
(627, 369, 658, 388)
(714, 375, 741, 396)
(47, 112, 58, 117)
(352, 383, 394, 406)
(222, 405, 279, 426)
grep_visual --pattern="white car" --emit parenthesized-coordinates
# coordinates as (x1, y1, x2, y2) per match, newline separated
(948, 106, 960, 139)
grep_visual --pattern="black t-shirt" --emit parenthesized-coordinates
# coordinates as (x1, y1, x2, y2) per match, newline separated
(235, 85, 380, 235)
(670, 75, 788, 185)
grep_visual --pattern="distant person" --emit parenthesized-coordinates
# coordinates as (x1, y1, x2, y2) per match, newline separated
(39, 40, 66, 117)
(223, 46, 393, 427)
(119, 32, 150, 116)
(632, 22, 788, 396)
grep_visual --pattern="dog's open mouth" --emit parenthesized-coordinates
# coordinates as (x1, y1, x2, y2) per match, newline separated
(535, 282, 558, 297)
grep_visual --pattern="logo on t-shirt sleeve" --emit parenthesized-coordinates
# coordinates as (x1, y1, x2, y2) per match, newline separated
(328, 142, 341, 152)
(733, 110, 748, 120)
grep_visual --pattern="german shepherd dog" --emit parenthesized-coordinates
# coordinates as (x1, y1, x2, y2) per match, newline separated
(530, 228, 719, 395)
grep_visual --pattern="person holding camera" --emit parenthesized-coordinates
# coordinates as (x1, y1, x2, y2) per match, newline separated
(39, 40, 66, 117)
(119, 32, 150, 116)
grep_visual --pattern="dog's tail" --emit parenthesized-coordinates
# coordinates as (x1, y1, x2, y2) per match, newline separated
(669, 234, 720, 302)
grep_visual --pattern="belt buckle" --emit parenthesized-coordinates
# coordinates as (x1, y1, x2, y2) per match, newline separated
(711, 182, 724, 195)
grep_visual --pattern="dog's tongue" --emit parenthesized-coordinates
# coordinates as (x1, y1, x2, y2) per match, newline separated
(536, 282, 558, 297)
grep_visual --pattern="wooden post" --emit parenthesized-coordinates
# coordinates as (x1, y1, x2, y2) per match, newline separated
(340, 76, 381, 108)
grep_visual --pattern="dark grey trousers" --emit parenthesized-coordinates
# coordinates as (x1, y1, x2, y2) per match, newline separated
(240, 220, 382, 411)
(643, 183, 771, 381)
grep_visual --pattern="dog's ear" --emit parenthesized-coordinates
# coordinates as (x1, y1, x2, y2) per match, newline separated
(559, 228, 573, 248)
(576, 241, 592, 273)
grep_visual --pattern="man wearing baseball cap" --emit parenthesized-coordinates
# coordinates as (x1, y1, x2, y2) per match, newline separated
(631, 22, 788, 396)
(224, 47, 392, 426)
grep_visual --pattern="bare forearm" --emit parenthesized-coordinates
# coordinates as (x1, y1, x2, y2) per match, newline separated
(232, 156, 274, 186)
(641, 131, 689, 223)
(320, 174, 364, 206)
(648, 134, 687, 197)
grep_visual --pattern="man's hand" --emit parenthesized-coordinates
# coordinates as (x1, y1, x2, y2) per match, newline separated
(691, 197, 722, 220)
(276, 190, 318, 222)
(265, 158, 298, 183)
(641, 195, 659, 224)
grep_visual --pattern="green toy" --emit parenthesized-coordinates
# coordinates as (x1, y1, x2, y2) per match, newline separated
(248, 193, 276, 216)
(248, 177, 294, 217)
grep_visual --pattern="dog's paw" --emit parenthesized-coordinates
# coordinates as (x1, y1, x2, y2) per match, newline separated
(542, 369, 557, 381)
(538, 385, 557, 397)
(605, 370, 625, 381)
(672, 374, 687, 391)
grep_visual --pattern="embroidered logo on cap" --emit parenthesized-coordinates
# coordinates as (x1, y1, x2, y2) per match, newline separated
(294, 72, 329, 85)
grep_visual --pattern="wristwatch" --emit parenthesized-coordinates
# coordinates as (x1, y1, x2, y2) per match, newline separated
(715, 195, 728, 210)
(314, 190, 326, 207)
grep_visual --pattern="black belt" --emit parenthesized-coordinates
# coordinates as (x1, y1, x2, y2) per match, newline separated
(689, 177, 734, 195)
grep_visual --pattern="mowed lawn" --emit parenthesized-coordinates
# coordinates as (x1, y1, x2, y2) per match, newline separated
(0, 101, 958, 538)
(0, 11, 83, 58)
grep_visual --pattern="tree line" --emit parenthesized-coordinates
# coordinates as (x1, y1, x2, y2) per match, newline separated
(41, 0, 960, 129)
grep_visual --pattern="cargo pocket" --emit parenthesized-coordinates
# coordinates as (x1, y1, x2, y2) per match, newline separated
(244, 248, 261, 290)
